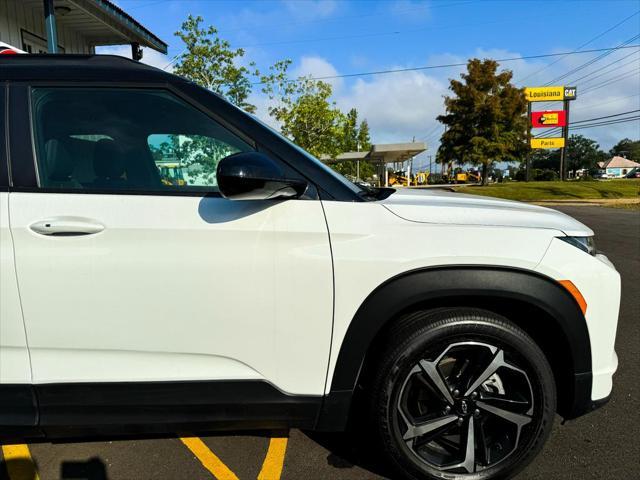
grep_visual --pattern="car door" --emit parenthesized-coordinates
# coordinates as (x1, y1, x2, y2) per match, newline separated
(8, 85, 333, 402)
(2, 84, 40, 430)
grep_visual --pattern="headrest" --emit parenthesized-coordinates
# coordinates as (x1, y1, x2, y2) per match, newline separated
(44, 139, 75, 181)
(93, 139, 125, 179)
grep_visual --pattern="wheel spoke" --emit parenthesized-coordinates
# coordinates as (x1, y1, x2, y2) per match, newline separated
(476, 401, 532, 428)
(480, 392, 530, 409)
(464, 349, 505, 396)
(419, 359, 454, 405)
(403, 414, 458, 441)
(458, 417, 476, 473)
(476, 419, 491, 466)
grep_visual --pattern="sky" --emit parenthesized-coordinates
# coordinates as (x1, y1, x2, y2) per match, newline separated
(101, 0, 640, 170)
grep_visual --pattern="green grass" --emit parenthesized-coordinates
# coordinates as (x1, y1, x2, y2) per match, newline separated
(454, 179, 640, 201)
(604, 202, 640, 211)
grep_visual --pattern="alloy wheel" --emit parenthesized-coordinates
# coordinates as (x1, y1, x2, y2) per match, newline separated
(396, 341, 536, 474)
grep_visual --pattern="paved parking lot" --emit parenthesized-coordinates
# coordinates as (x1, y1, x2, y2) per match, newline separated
(1, 205, 638, 480)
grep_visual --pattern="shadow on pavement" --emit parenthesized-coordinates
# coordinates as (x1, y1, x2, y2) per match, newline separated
(303, 430, 394, 479)
(0, 459, 38, 480)
(61, 457, 108, 480)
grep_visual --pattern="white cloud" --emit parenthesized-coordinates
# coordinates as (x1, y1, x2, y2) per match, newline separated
(95, 45, 172, 71)
(336, 70, 448, 145)
(292, 55, 343, 92)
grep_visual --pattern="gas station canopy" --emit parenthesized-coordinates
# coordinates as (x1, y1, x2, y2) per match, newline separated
(322, 142, 427, 164)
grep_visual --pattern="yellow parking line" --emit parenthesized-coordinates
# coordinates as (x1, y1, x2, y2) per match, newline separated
(258, 436, 288, 480)
(180, 437, 239, 480)
(1, 444, 40, 480)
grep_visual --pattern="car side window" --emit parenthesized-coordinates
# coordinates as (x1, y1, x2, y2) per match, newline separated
(30, 88, 253, 193)
(0, 85, 7, 188)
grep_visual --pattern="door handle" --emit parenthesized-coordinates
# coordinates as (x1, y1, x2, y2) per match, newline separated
(29, 217, 105, 236)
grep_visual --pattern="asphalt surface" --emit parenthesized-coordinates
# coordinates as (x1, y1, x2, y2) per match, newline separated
(1, 205, 638, 480)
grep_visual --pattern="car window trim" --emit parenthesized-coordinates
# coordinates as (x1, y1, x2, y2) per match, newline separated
(13, 81, 323, 200)
(0, 83, 9, 190)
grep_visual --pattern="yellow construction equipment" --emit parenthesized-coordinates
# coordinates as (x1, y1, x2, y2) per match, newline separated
(157, 161, 187, 186)
(388, 171, 409, 186)
(415, 171, 429, 185)
(455, 171, 481, 184)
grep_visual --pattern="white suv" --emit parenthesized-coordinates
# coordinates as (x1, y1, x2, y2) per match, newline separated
(0, 55, 620, 480)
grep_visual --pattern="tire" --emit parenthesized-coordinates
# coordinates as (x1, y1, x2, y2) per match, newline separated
(369, 308, 556, 480)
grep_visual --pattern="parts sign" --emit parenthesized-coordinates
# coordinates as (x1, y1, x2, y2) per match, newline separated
(531, 138, 566, 149)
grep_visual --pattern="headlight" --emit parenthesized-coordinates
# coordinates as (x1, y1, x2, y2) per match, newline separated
(558, 236, 597, 256)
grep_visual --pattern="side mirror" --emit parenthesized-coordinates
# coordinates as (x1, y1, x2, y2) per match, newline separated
(217, 152, 308, 200)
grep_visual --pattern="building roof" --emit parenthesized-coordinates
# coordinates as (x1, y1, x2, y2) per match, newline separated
(600, 156, 640, 169)
(322, 142, 427, 164)
(17, 0, 167, 54)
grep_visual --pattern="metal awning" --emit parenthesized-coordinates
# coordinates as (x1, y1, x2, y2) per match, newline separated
(369, 142, 427, 164)
(21, 0, 167, 54)
(322, 142, 427, 165)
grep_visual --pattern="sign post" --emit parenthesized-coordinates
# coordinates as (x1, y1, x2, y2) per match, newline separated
(525, 86, 577, 181)
(526, 102, 532, 182)
(559, 98, 571, 180)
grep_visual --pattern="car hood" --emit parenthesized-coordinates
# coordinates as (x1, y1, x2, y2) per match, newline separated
(380, 188, 593, 236)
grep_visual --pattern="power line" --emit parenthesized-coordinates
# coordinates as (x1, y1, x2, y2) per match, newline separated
(572, 93, 640, 111)
(538, 116, 639, 136)
(142, 0, 476, 34)
(249, 44, 640, 84)
(569, 116, 640, 130)
(566, 49, 640, 85)
(236, 16, 531, 50)
(515, 10, 640, 84)
(543, 33, 640, 86)
(529, 52, 639, 110)
(580, 67, 640, 95)
(419, 123, 443, 141)
(572, 56, 640, 89)
(536, 110, 640, 137)
(578, 63, 640, 91)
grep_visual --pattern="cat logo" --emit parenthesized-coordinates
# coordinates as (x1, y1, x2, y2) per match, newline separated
(564, 87, 577, 100)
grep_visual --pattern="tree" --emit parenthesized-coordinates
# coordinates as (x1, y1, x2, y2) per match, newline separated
(174, 15, 258, 113)
(609, 138, 640, 161)
(331, 110, 375, 180)
(357, 119, 372, 151)
(340, 108, 359, 152)
(436, 59, 528, 185)
(564, 134, 607, 176)
(150, 134, 239, 186)
(530, 149, 556, 171)
(260, 60, 345, 158)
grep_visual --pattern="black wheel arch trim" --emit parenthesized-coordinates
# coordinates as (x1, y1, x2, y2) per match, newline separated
(317, 265, 594, 430)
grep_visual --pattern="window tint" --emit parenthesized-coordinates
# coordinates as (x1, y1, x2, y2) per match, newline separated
(0, 86, 6, 188)
(31, 88, 253, 192)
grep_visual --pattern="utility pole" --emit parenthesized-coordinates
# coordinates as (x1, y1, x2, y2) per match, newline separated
(43, 0, 59, 53)
(559, 98, 570, 181)
(526, 101, 532, 182)
(356, 141, 360, 182)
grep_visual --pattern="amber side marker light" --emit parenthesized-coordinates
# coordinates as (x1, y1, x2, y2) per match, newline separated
(559, 280, 587, 315)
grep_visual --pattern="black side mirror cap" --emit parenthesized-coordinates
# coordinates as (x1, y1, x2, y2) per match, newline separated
(217, 152, 308, 201)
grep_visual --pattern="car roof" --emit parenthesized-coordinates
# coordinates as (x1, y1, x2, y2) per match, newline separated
(0, 54, 178, 83)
